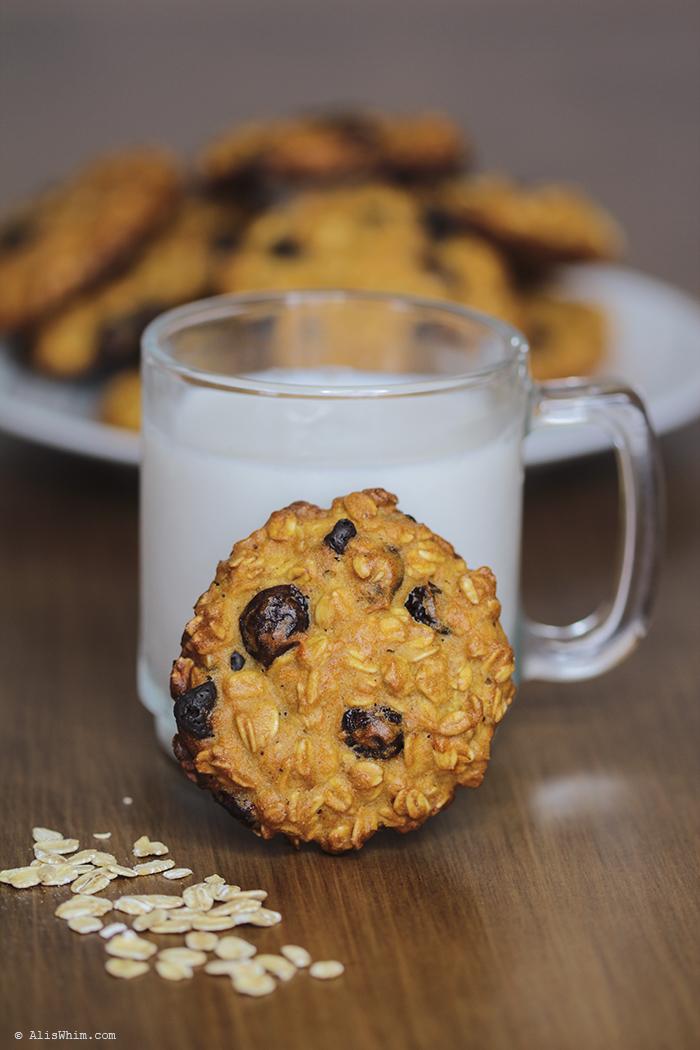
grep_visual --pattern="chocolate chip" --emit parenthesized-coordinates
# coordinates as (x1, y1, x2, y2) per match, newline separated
(342, 705, 404, 759)
(423, 205, 460, 241)
(239, 584, 310, 667)
(173, 679, 217, 739)
(405, 584, 449, 634)
(403, 513, 417, 522)
(270, 236, 302, 258)
(230, 651, 246, 671)
(323, 518, 357, 555)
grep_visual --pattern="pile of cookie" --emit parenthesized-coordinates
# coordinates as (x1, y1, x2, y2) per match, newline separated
(0, 110, 623, 430)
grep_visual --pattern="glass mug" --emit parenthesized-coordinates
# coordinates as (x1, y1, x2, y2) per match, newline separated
(139, 291, 661, 747)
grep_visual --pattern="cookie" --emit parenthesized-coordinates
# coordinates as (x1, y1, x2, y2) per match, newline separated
(0, 149, 181, 333)
(170, 488, 515, 853)
(200, 114, 378, 192)
(217, 183, 438, 294)
(99, 369, 141, 430)
(521, 294, 607, 380)
(200, 110, 467, 192)
(429, 234, 521, 326)
(377, 112, 468, 180)
(31, 197, 242, 378)
(433, 174, 624, 268)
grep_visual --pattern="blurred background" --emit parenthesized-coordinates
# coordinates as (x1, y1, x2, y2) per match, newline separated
(1, 0, 699, 292)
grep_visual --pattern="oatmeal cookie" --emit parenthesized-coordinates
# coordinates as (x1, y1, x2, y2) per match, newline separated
(31, 197, 242, 378)
(171, 488, 515, 853)
(0, 149, 181, 332)
(377, 112, 468, 180)
(522, 294, 607, 380)
(200, 113, 379, 191)
(99, 368, 141, 430)
(216, 183, 438, 294)
(430, 234, 521, 325)
(434, 174, 624, 267)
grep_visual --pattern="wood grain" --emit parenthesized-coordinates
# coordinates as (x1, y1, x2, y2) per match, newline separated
(0, 423, 698, 1050)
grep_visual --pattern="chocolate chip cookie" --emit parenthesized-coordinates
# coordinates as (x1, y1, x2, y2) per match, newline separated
(429, 234, 521, 326)
(216, 183, 443, 296)
(433, 174, 624, 268)
(0, 149, 181, 333)
(32, 197, 242, 378)
(521, 294, 607, 380)
(171, 489, 515, 852)
(377, 112, 468, 180)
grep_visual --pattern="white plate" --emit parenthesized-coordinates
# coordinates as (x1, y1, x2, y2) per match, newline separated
(0, 265, 699, 468)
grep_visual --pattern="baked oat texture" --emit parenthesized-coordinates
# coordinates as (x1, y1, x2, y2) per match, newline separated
(170, 488, 515, 853)
(0, 149, 181, 332)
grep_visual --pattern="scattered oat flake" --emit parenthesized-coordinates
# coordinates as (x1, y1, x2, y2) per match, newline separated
(204, 875, 226, 887)
(309, 960, 345, 980)
(0, 866, 41, 888)
(92, 852, 118, 866)
(214, 936, 257, 961)
(105, 958, 149, 980)
(132, 835, 169, 858)
(55, 895, 112, 919)
(235, 889, 268, 901)
(132, 909, 169, 931)
(281, 945, 311, 969)
(208, 899, 261, 918)
(156, 959, 193, 981)
(133, 859, 175, 876)
(106, 932, 157, 961)
(256, 954, 296, 982)
(39, 864, 80, 886)
(100, 922, 128, 940)
(243, 908, 282, 927)
(32, 849, 66, 863)
(150, 920, 193, 935)
(159, 947, 207, 967)
(191, 914, 238, 932)
(105, 864, 138, 878)
(185, 931, 219, 951)
(71, 871, 111, 895)
(182, 884, 214, 911)
(68, 915, 104, 934)
(205, 959, 255, 976)
(34, 838, 80, 854)
(71, 849, 98, 865)
(114, 896, 153, 916)
(232, 972, 276, 997)
(93, 832, 112, 840)
(162, 867, 193, 881)
(122, 797, 133, 805)
(212, 884, 242, 901)
(32, 827, 63, 842)
(131, 894, 183, 909)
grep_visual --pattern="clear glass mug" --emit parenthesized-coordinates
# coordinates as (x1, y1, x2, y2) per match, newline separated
(139, 291, 661, 747)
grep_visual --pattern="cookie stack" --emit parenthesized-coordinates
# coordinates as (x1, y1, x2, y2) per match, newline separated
(0, 110, 623, 430)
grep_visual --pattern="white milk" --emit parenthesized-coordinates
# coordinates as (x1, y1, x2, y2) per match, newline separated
(139, 367, 525, 742)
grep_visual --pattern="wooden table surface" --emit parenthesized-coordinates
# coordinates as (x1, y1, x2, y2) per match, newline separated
(1, 3, 699, 1049)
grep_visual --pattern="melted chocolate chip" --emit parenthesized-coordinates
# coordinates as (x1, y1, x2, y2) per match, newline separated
(230, 651, 246, 671)
(342, 705, 404, 759)
(405, 584, 449, 634)
(239, 584, 310, 667)
(173, 679, 217, 739)
(270, 236, 302, 258)
(172, 733, 197, 780)
(323, 518, 357, 555)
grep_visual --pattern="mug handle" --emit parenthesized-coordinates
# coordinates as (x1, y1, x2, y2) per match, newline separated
(521, 378, 663, 682)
